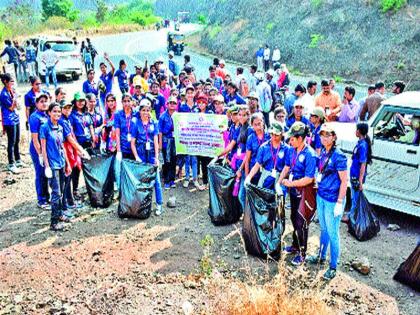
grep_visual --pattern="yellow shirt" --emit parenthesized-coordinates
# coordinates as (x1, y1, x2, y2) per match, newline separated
(132, 75, 149, 93)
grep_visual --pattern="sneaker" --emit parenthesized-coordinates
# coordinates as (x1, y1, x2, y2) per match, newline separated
(306, 255, 326, 265)
(322, 268, 337, 281)
(50, 222, 65, 231)
(170, 181, 176, 188)
(164, 183, 171, 190)
(7, 164, 19, 174)
(183, 179, 190, 188)
(291, 255, 305, 266)
(15, 160, 26, 168)
(155, 204, 163, 216)
(59, 215, 71, 223)
(62, 210, 74, 219)
(193, 180, 204, 191)
(284, 246, 299, 254)
(37, 203, 51, 210)
(73, 190, 81, 200)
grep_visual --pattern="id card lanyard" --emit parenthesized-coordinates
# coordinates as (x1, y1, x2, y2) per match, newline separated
(144, 121, 151, 150)
(270, 143, 281, 177)
(289, 145, 306, 181)
(317, 150, 333, 183)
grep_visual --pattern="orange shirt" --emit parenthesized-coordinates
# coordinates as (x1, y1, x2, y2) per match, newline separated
(314, 91, 341, 121)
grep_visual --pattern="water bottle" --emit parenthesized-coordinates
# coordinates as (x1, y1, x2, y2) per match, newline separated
(232, 178, 240, 197)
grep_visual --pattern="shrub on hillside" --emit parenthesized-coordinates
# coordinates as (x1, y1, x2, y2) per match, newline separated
(380, 0, 407, 12)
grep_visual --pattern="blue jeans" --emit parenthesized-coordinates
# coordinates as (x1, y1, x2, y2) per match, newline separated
(49, 168, 65, 224)
(30, 145, 49, 204)
(45, 66, 57, 89)
(316, 195, 342, 269)
(155, 172, 163, 205)
(185, 155, 197, 180)
(238, 171, 246, 212)
(114, 155, 121, 190)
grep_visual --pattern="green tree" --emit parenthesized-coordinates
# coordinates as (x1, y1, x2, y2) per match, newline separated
(41, 0, 79, 22)
(95, 0, 108, 23)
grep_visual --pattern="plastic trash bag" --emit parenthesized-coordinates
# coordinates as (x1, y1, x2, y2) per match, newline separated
(208, 160, 241, 225)
(242, 184, 283, 259)
(82, 153, 115, 208)
(118, 159, 157, 219)
(393, 241, 420, 292)
(348, 191, 380, 241)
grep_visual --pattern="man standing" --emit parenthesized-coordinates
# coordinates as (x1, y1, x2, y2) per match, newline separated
(248, 65, 258, 92)
(272, 46, 281, 65)
(265, 69, 277, 108)
(86, 38, 98, 69)
(359, 81, 386, 121)
(0, 40, 21, 79)
(208, 65, 223, 91)
(25, 40, 37, 78)
(263, 44, 271, 72)
(256, 46, 264, 71)
(41, 43, 58, 89)
(338, 86, 359, 123)
(314, 79, 341, 121)
(99, 52, 115, 111)
(255, 72, 272, 127)
(168, 51, 178, 76)
(392, 80, 406, 95)
(301, 80, 317, 117)
(284, 84, 306, 116)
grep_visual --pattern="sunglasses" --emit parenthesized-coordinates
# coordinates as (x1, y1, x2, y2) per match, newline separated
(276, 115, 285, 118)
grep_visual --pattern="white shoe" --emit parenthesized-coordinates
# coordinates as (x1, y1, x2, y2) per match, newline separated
(7, 164, 19, 174)
(15, 160, 26, 168)
(155, 205, 163, 216)
(193, 180, 204, 191)
(183, 180, 189, 188)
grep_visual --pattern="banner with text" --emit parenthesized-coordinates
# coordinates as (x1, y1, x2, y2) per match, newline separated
(173, 113, 228, 157)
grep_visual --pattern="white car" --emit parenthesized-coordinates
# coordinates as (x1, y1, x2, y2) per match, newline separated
(36, 36, 82, 81)
(331, 91, 420, 217)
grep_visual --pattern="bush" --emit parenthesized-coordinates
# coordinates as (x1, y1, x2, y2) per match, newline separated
(309, 33, 324, 48)
(265, 22, 274, 33)
(0, 22, 12, 43)
(208, 25, 222, 39)
(197, 13, 207, 24)
(44, 16, 73, 30)
(380, 0, 407, 13)
(41, 0, 78, 22)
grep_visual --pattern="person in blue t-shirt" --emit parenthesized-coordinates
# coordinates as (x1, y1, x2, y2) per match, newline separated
(306, 124, 348, 281)
(114, 59, 129, 93)
(130, 100, 163, 215)
(99, 53, 115, 112)
(286, 100, 310, 130)
(245, 112, 270, 174)
(0, 73, 22, 174)
(309, 107, 325, 155)
(218, 105, 241, 161)
(40, 103, 70, 231)
(85, 93, 103, 150)
(347, 123, 372, 220)
(82, 69, 99, 109)
(25, 40, 37, 78)
(115, 93, 136, 160)
(148, 81, 166, 120)
(224, 81, 246, 105)
(277, 121, 317, 266)
(29, 93, 50, 209)
(159, 96, 178, 189)
(25, 76, 49, 128)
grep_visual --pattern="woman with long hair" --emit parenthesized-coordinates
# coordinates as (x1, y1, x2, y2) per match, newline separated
(25, 76, 47, 123)
(306, 124, 348, 281)
(85, 93, 103, 150)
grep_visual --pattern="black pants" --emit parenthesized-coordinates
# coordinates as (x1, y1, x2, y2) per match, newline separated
(198, 156, 212, 185)
(162, 138, 176, 184)
(71, 141, 92, 193)
(4, 124, 20, 165)
(50, 168, 65, 225)
(63, 173, 74, 208)
(122, 152, 135, 160)
(290, 188, 309, 256)
(262, 111, 270, 128)
(264, 59, 270, 71)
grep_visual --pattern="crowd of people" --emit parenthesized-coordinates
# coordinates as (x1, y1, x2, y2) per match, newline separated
(0, 37, 411, 280)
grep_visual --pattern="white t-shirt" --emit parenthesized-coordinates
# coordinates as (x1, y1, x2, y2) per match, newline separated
(263, 48, 270, 61)
(272, 49, 280, 61)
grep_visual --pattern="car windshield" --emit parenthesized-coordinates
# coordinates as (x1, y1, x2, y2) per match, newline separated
(174, 35, 184, 40)
(45, 41, 75, 52)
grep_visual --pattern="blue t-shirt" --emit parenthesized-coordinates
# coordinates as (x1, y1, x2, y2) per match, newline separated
(150, 93, 166, 119)
(130, 118, 159, 162)
(286, 145, 317, 180)
(224, 93, 246, 105)
(0, 87, 19, 126)
(286, 115, 310, 129)
(59, 116, 73, 138)
(114, 69, 129, 90)
(114, 110, 134, 154)
(256, 141, 290, 189)
(158, 110, 174, 139)
(40, 120, 66, 170)
(309, 123, 322, 151)
(350, 139, 368, 181)
(24, 89, 49, 116)
(228, 124, 241, 159)
(69, 110, 92, 144)
(26, 46, 36, 63)
(82, 80, 99, 97)
(29, 110, 48, 153)
(178, 102, 197, 113)
(284, 94, 297, 116)
(99, 71, 114, 99)
(246, 132, 270, 169)
(317, 148, 348, 202)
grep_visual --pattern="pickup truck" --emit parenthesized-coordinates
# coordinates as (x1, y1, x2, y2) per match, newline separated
(330, 91, 420, 217)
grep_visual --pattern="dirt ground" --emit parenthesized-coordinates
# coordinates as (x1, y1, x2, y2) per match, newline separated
(0, 81, 419, 315)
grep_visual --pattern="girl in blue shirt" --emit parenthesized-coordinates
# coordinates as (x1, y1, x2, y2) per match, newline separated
(114, 59, 129, 94)
(309, 107, 325, 155)
(29, 93, 50, 209)
(306, 125, 348, 281)
(0, 73, 22, 173)
(86, 93, 103, 150)
(82, 70, 99, 105)
(130, 100, 163, 216)
(40, 103, 69, 231)
(245, 112, 270, 175)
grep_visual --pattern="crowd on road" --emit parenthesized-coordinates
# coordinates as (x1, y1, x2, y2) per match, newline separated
(0, 35, 416, 281)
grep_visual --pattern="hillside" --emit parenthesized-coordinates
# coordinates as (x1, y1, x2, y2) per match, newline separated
(155, 0, 420, 89)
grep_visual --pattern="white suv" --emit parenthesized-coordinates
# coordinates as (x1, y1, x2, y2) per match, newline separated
(331, 91, 420, 217)
(36, 36, 82, 81)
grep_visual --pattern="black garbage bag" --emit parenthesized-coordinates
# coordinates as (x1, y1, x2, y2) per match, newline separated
(82, 153, 115, 208)
(118, 159, 157, 219)
(393, 242, 420, 292)
(348, 191, 380, 241)
(242, 184, 283, 259)
(207, 161, 241, 225)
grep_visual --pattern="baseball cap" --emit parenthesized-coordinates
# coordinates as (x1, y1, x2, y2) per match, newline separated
(35, 92, 49, 102)
(73, 92, 85, 101)
(310, 107, 325, 120)
(254, 72, 264, 81)
(196, 93, 208, 103)
(266, 69, 275, 77)
(287, 121, 308, 138)
(167, 96, 178, 104)
(139, 98, 152, 108)
(268, 121, 284, 135)
(247, 91, 259, 100)
(213, 94, 224, 103)
(320, 124, 336, 135)
(185, 85, 194, 92)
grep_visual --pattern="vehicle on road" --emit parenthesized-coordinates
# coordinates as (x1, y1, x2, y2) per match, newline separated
(36, 36, 82, 81)
(332, 91, 420, 217)
(167, 32, 185, 56)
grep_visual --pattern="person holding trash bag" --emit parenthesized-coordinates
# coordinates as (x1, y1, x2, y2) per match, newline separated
(130, 99, 164, 216)
(86, 93, 103, 150)
(115, 93, 136, 160)
(306, 124, 348, 281)
(159, 96, 178, 189)
(217, 105, 241, 162)
(29, 92, 50, 210)
(277, 121, 317, 266)
(40, 103, 71, 231)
